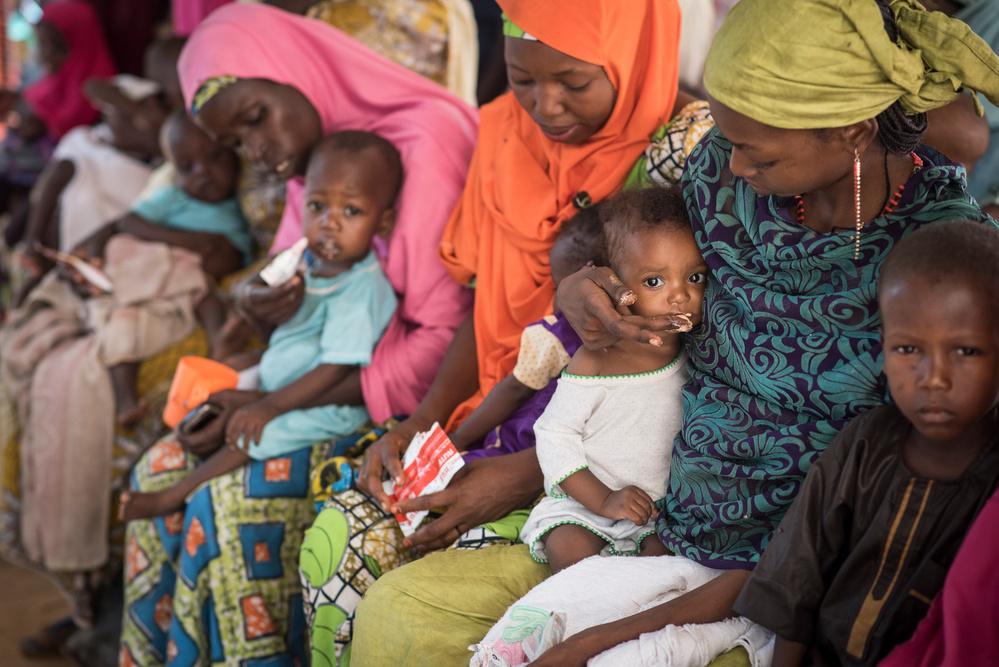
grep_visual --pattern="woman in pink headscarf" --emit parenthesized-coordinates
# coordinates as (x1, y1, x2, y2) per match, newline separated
(119, 5, 476, 664)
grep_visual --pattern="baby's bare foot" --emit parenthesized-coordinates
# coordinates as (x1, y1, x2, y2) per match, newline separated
(119, 488, 185, 521)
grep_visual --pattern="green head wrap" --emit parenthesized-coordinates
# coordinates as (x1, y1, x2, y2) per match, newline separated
(703, 0, 999, 129)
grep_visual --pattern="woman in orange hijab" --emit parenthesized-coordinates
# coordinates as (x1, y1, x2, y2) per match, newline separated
(358, 0, 689, 511)
(436, 0, 682, 428)
(302, 0, 710, 660)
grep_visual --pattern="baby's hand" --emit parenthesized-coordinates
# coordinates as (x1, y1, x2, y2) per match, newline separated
(226, 399, 281, 450)
(598, 486, 655, 526)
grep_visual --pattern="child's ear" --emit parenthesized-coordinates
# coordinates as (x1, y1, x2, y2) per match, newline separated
(376, 208, 397, 240)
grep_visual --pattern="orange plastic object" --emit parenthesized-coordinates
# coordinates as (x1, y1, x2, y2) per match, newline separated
(162, 356, 239, 428)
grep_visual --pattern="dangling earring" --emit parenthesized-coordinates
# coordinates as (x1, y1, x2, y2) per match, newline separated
(854, 148, 862, 260)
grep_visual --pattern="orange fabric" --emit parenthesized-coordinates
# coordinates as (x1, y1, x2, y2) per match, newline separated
(439, 0, 681, 428)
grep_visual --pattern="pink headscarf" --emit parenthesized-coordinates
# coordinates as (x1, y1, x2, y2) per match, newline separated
(22, 0, 116, 141)
(179, 4, 478, 421)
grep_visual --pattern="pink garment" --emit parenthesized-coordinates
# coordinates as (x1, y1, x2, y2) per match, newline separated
(22, 1, 116, 141)
(878, 487, 999, 667)
(178, 4, 477, 421)
(171, 0, 235, 36)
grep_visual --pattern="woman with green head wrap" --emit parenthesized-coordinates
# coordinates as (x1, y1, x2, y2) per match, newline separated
(352, 1, 999, 665)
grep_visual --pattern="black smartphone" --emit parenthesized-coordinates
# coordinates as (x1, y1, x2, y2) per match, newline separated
(178, 401, 222, 435)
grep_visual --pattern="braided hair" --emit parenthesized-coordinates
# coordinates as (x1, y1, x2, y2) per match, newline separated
(875, 0, 928, 154)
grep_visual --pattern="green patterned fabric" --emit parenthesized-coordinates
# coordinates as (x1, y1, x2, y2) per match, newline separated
(300, 486, 525, 665)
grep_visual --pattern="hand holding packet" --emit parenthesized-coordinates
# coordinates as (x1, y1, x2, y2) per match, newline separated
(382, 422, 465, 536)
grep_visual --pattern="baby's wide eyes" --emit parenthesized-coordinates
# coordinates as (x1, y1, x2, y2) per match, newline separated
(688, 272, 707, 284)
(643, 276, 663, 289)
(306, 200, 325, 213)
(343, 205, 361, 217)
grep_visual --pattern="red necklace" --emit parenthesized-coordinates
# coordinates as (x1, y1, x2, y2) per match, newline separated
(793, 151, 923, 227)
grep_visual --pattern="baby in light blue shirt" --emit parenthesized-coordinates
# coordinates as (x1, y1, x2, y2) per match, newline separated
(121, 130, 401, 521)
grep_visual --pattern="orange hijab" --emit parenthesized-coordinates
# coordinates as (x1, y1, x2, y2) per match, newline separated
(439, 0, 681, 427)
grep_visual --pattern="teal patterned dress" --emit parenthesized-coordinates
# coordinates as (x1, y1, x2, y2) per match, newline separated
(658, 127, 995, 568)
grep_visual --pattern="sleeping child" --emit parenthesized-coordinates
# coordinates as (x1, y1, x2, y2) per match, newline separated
(67, 108, 253, 426)
(734, 220, 999, 666)
(120, 129, 401, 520)
(521, 183, 708, 573)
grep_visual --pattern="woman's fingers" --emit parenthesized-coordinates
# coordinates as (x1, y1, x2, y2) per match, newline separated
(358, 455, 389, 507)
(396, 492, 461, 551)
(405, 519, 460, 552)
(381, 439, 405, 487)
(589, 266, 636, 307)
(391, 486, 452, 516)
(559, 266, 675, 349)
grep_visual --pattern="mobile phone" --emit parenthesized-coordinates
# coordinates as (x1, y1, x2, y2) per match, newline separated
(178, 401, 221, 435)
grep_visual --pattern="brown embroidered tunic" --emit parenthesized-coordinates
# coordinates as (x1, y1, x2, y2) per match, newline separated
(734, 405, 999, 666)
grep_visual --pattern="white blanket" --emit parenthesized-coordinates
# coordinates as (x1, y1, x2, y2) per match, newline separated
(470, 555, 774, 667)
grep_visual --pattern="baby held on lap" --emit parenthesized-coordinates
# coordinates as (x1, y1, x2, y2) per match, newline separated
(522, 183, 707, 574)
(119, 130, 402, 521)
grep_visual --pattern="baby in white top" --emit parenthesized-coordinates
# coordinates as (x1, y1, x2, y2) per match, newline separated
(522, 183, 708, 573)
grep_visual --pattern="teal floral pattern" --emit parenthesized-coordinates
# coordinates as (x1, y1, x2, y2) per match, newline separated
(658, 127, 995, 567)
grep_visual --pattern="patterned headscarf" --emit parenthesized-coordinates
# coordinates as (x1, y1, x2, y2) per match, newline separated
(190, 74, 238, 116)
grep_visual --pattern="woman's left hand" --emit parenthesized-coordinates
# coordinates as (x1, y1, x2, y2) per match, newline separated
(226, 398, 282, 449)
(390, 448, 543, 551)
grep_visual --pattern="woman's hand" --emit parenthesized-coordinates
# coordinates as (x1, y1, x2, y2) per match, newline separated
(557, 266, 678, 349)
(390, 448, 544, 551)
(56, 236, 111, 298)
(234, 273, 306, 327)
(357, 415, 432, 511)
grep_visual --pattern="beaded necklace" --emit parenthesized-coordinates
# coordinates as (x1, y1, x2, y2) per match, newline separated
(793, 151, 923, 248)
